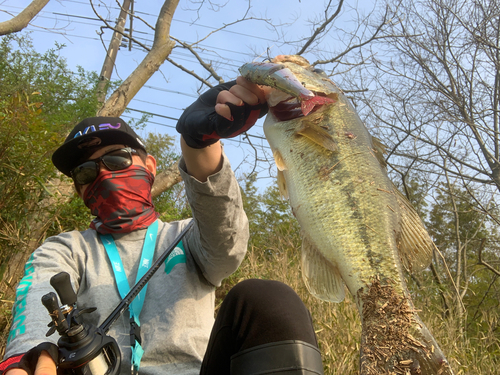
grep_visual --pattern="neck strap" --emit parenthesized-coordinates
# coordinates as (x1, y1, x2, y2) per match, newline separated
(100, 219, 159, 373)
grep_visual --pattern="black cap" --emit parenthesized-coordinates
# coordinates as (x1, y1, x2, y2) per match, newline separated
(52, 117, 146, 177)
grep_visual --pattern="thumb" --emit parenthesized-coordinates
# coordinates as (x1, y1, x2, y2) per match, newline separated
(34, 352, 56, 375)
(215, 103, 232, 121)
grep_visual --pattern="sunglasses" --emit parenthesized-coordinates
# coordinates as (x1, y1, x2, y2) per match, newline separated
(71, 147, 138, 185)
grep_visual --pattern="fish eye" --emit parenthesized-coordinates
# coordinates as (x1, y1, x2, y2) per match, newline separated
(313, 68, 328, 78)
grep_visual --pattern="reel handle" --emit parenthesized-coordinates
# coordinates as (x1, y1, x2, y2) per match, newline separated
(50, 272, 77, 306)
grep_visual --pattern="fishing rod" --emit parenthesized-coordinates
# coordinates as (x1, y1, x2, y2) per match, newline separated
(42, 221, 194, 375)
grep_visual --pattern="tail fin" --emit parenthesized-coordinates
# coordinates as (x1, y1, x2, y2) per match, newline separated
(358, 279, 454, 374)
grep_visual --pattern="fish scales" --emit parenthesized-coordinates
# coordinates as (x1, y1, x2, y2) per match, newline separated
(242, 55, 454, 375)
(267, 100, 405, 300)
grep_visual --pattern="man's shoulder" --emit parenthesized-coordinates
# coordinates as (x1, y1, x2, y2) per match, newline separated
(41, 228, 99, 249)
(157, 218, 195, 247)
(157, 218, 192, 230)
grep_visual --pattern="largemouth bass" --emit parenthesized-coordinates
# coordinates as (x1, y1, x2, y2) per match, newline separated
(240, 55, 454, 375)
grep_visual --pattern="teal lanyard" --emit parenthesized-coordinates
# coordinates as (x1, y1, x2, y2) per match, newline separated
(100, 220, 159, 374)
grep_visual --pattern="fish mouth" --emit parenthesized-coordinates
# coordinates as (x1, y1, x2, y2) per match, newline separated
(269, 97, 304, 122)
(269, 93, 333, 122)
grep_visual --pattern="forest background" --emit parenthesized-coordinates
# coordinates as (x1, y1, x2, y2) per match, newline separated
(0, 0, 499, 374)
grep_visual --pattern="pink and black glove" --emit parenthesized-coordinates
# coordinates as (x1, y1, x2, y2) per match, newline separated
(176, 80, 268, 149)
(0, 343, 58, 375)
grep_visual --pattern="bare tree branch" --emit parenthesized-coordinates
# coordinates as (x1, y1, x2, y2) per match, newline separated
(151, 161, 182, 198)
(296, 0, 344, 56)
(0, 0, 49, 35)
(478, 239, 500, 277)
(429, 261, 451, 317)
(312, 5, 394, 66)
(169, 36, 223, 83)
(166, 55, 214, 87)
(433, 243, 466, 313)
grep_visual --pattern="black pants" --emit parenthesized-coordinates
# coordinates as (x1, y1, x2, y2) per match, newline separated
(200, 279, 319, 375)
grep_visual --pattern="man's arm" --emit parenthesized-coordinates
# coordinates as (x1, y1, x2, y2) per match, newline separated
(180, 138, 222, 183)
(176, 76, 270, 285)
(1, 233, 85, 375)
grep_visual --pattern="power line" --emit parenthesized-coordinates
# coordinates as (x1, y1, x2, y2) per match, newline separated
(59, 66, 203, 108)
(2, 3, 271, 62)
(12, 13, 250, 75)
(60, 0, 281, 43)
(131, 98, 183, 112)
(17, 24, 242, 75)
(141, 85, 199, 98)
(126, 107, 178, 122)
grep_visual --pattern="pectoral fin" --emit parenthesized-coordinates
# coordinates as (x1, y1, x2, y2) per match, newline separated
(273, 149, 287, 171)
(393, 184, 434, 273)
(296, 121, 337, 152)
(301, 234, 345, 303)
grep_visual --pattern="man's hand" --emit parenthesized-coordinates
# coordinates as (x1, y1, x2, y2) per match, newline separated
(1, 344, 58, 375)
(5, 352, 56, 375)
(178, 77, 269, 182)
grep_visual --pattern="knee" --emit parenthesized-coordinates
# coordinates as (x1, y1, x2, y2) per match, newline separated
(226, 279, 312, 326)
(227, 279, 302, 309)
(222, 279, 317, 348)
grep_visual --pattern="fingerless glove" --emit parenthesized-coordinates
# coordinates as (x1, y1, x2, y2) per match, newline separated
(0, 343, 58, 375)
(176, 80, 268, 149)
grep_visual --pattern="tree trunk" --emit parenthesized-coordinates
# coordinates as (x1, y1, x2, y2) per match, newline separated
(97, 0, 179, 117)
(96, 0, 133, 104)
(152, 161, 182, 198)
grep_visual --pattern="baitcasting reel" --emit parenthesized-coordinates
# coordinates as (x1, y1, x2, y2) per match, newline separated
(42, 272, 121, 375)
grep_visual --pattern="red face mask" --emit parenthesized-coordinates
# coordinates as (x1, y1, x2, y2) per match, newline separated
(83, 166, 159, 234)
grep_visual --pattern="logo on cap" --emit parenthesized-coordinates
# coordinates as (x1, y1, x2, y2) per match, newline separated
(73, 123, 122, 138)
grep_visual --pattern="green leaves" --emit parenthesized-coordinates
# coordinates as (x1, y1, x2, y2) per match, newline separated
(0, 34, 100, 255)
(0, 34, 100, 134)
(240, 173, 300, 248)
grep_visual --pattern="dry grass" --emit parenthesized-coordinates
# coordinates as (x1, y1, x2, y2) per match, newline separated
(220, 228, 363, 374)
(219, 228, 500, 374)
(0, 225, 497, 373)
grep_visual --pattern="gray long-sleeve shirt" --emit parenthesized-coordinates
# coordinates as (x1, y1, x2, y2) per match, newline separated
(4, 153, 249, 375)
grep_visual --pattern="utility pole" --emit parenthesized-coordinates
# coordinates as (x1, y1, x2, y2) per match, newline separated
(96, 0, 132, 104)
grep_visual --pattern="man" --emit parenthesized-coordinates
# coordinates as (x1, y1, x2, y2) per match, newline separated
(1, 78, 323, 375)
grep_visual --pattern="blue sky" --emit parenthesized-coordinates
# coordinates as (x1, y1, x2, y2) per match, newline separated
(0, 0, 374, 188)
